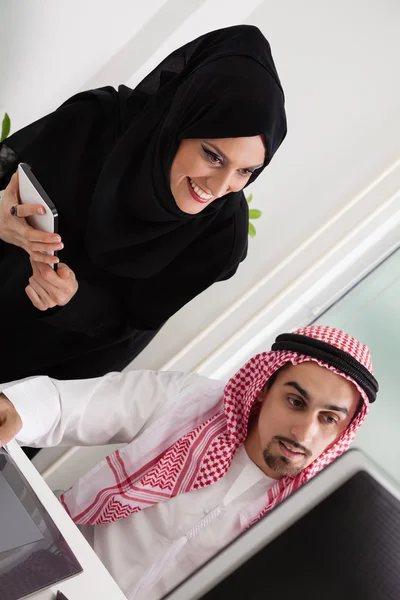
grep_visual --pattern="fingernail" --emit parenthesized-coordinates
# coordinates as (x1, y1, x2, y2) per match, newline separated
(52, 235, 61, 242)
(37, 207, 45, 215)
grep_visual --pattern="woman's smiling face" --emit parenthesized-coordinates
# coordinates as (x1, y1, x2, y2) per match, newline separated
(169, 136, 266, 215)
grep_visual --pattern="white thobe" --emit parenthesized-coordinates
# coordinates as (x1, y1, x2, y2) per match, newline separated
(2, 370, 276, 599)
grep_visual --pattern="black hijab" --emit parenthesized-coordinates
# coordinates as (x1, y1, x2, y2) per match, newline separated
(3, 25, 286, 297)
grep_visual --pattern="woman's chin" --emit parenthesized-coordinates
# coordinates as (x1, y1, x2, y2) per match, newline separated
(173, 196, 206, 215)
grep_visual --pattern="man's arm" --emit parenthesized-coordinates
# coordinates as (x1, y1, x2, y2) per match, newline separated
(0, 370, 197, 448)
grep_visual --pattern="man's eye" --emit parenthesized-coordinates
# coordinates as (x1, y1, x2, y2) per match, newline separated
(323, 415, 339, 426)
(288, 397, 304, 408)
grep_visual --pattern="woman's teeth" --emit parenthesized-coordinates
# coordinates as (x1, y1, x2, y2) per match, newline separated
(189, 179, 212, 200)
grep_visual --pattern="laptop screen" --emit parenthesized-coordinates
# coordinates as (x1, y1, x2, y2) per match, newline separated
(0, 471, 44, 554)
(0, 449, 82, 600)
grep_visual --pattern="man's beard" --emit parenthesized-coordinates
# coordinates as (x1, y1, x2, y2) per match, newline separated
(262, 438, 308, 477)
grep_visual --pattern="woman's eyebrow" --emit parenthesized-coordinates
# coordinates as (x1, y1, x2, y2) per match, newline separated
(203, 141, 264, 170)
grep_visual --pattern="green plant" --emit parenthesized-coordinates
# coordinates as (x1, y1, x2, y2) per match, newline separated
(1, 113, 11, 142)
(246, 193, 262, 238)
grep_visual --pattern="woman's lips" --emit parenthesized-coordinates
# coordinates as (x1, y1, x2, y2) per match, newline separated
(186, 177, 211, 204)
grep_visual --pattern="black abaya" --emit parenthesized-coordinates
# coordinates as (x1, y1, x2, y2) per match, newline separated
(0, 25, 286, 381)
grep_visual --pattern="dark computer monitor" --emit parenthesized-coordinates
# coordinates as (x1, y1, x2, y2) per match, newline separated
(162, 449, 400, 600)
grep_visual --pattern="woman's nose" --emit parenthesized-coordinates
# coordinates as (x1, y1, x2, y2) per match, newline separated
(209, 171, 234, 198)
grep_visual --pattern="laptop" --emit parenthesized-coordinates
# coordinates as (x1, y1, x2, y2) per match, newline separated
(0, 448, 82, 600)
(162, 448, 400, 600)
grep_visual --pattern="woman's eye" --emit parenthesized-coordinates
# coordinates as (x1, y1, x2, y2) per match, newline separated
(203, 147, 222, 165)
(239, 168, 254, 177)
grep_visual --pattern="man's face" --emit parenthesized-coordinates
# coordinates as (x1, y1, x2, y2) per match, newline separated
(247, 362, 361, 479)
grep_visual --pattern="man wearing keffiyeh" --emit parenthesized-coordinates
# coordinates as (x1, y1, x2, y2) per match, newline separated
(0, 325, 378, 599)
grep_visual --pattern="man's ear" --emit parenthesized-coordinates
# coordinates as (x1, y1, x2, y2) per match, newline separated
(257, 385, 268, 403)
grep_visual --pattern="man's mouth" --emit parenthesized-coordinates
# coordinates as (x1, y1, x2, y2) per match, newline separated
(278, 440, 306, 460)
(187, 177, 213, 203)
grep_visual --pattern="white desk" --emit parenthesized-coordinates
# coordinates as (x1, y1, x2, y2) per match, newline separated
(4, 440, 127, 600)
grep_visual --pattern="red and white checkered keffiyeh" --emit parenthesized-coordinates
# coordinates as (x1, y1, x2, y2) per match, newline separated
(60, 325, 373, 526)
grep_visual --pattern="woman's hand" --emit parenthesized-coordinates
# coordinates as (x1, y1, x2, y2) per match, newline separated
(0, 171, 62, 266)
(0, 393, 22, 446)
(26, 259, 79, 311)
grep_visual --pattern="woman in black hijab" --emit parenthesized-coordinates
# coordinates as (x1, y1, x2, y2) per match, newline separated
(0, 25, 286, 382)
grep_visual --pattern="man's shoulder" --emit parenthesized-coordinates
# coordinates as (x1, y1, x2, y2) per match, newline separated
(166, 371, 226, 402)
(152, 371, 226, 419)
(115, 369, 226, 407)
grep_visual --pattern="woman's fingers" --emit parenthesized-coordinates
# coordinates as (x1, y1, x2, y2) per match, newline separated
(30, 271, 59, 296)
(27, 260, 58, 309)
(4, 174, 44, 219)
(29, 239, 63, 253)
(5, 171, 20, 202)
(29, 251, 60, 266)
(26, 276, 57, 310)
(11, 203, 46, 218)
(26, 225, 61, 244)
(27, 262, 78, 309)
(0, 170, 63, 256)
(56, 263, 72, 279)
(29, 257, 39, 273)
(7, 221, 61, 259)
(27, 259, 47, 309)
(25, 283, 51, 311)
(35, 261, 75, 283)
(25, 225, 62, 263)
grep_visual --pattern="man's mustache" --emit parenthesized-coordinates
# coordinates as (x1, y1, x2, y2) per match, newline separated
(274, 435, 312, 457)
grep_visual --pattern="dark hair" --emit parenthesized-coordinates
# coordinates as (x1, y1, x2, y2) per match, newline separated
(351, 396, 365, 423)
(265, 362, 291, 391)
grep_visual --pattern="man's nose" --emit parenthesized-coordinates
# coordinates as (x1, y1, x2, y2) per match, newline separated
(290, 415, 318, 446)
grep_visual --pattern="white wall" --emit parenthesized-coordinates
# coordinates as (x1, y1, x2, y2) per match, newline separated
(0, 0, 169, 130)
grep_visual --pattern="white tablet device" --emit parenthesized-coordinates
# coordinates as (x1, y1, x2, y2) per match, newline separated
(18, 163, 59, 267)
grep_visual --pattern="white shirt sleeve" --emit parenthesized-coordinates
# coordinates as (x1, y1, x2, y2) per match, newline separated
(0, 370, 200, 448)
